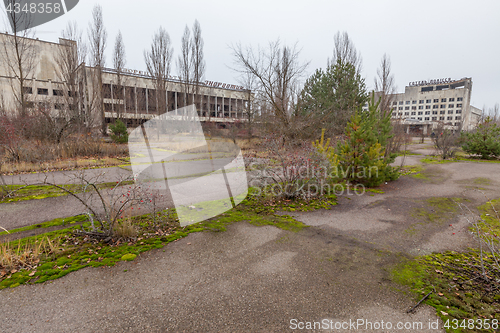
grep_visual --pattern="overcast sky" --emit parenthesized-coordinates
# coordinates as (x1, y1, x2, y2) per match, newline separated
(3, 0, 499, 110)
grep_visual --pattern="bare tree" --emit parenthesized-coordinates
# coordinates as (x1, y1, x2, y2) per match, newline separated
(1, 1, 36, 117)
(237, 71, 257, 140)
(231, 39, 308, 137)
(54, 21, 87, 135)
(144, 26, 173, 118)
(87, 4, 107, 135)
(374, 54, 396, 113)
(329, 31, 362, 75)
(113, 30, 126, 119)
(191, 20, 205, 114)
(177, 26, 192, 108)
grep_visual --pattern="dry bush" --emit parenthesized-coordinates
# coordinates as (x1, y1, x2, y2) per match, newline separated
(0, 236, 61, 273)
(113, 215, 137, 239)
(0, 112, 127, 167)
(433, 123, 460, 159)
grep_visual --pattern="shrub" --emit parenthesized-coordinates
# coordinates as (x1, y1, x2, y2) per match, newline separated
(109, 120, 128, 144)
(433, 124, 460, 159)
(335, 94, 399, 187)
(461, 117, 500, 159)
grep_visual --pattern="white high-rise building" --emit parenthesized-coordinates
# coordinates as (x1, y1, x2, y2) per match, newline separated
(389, 78, 481, 133)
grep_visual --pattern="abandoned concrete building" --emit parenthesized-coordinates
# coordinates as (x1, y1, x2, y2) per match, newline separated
(0, 33, 252, 127)
(383, 78, 482, 134)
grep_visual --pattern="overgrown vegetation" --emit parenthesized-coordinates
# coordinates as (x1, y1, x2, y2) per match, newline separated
(0, 189, 322, 289)
(393, 197, 500, 333)
(109, 119, 129, 144)
(461, 117, 500, 159)
(433, 122, 460, 159)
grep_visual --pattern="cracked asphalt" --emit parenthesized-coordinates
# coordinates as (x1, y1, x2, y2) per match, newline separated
(1, 140, 500, 332)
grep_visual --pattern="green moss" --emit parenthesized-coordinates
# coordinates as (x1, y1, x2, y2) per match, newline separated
(0, 181, 134, 204)
(422, 155, 500, 164)
(475, 198, 500, 241)
(473, 177, 492, 185)
(401, 165, 424, 177)
(366, 188, 385, 194)
(411, 197, 462, 224)
(391, 251, 500, 332)
(0, 215, 88, 236)
(1, 187, 325, 289)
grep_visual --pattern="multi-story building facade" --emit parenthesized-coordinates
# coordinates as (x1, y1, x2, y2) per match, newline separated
(0, 33, 252, 127)
(387, 78, 481, 134)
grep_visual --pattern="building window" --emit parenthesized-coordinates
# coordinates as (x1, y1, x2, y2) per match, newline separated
(417, 117, 422, 120)
(441, 98, 447, 102)
(432, 111, 438, 115)
(54, 103, 65, 110)
(37, 88, 49, 95)
(53, 89, 64, 96)
(23, 87, 32, 94)
(433, 99, 439, 103)
(440, 110, 445, 114)
(404, 112, 409, 116)
(457, 97, 463, 101)
(426, 99, 431, 103)
(448, 104, 454, 108)
(398, 107, 403, 110)
(412, 106, 416, 110)
(456, 116, 461, 120)
(432, 117, 437, 121)
(457, 103, 462, 108)
(411, 111, 416, 115)
(405, 106, 409, 110)
(425, 117, 430, 120)
(393, 101, 397, 105)
(425, 105, 431, 109)
(440, 116, 444, 120)
(448, 110, 453, 114)
(433, 105, 438, 109)
(425, 111, 430, 115)
(418, 105, 423, 110)
(406, 101, 410, 105)
(418, 111, 423, 115)
(412, 100, 417, 104)
(399, 101, 403, 105)
(456, 110, 462, 114)
(449, 98, 455, 102)
(447, 116, 452, 120)
(440, 104, 446, 108)
(419, 100, 424, 104)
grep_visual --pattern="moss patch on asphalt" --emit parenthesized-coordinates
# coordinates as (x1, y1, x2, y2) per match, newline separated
(0, 215, 88, 236)
(0, 181, 135, 204)
(392, 251, 500, 333)
(475, 198, 500, 243)
(0, 188, 319, 289)
(411, 197, 463, 224)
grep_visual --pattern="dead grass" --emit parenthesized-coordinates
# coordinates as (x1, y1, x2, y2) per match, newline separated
(0, 236, 61, 273)
(0, 157, 128, 175)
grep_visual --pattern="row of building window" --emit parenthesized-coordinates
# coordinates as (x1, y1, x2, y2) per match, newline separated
(407, 116, 461, 121)
(393, 109, 462, 117)
(397, 103, 462, 111)
(23, 87, 73, 97)
(394, 97, 463, 106)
